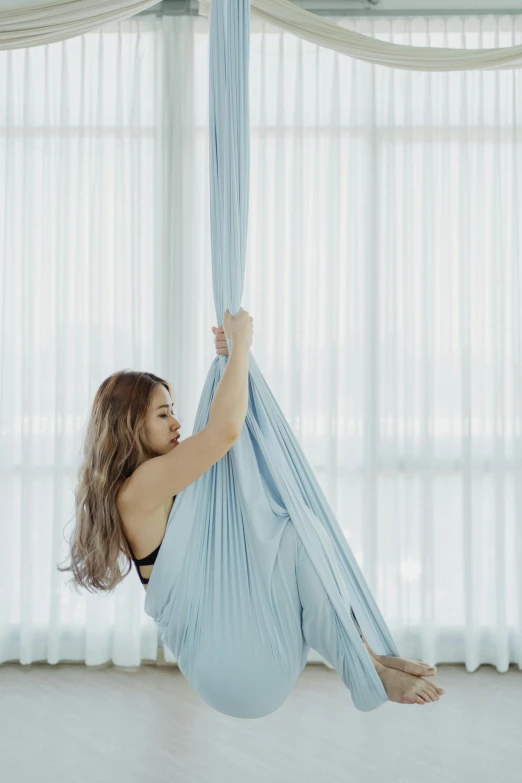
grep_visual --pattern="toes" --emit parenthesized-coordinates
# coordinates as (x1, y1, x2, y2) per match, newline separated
(424, 682, 440, 698)
(418, 660, 437, 674)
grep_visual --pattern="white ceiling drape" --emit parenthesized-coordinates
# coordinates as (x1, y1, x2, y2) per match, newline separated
(0, 0, 161, 49)
(200, 0, 522, 71)
(1, 0, 522, 70)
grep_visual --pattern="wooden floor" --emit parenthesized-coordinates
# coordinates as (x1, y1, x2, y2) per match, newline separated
(2, 661, 521, 783)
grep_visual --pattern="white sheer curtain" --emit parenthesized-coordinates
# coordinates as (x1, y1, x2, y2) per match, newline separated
(0, 12, 521, 670)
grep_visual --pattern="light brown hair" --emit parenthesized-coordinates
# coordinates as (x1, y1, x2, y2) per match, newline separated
(57, 370, 171, 594)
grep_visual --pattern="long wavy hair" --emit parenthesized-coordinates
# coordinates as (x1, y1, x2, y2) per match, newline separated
(57, 370, 172, 594)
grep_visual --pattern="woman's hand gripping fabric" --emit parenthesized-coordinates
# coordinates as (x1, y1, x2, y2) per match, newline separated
(212, 325, 229, 356)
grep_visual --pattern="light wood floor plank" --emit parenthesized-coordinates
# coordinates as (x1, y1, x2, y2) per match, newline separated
(1, 663, 521, 783)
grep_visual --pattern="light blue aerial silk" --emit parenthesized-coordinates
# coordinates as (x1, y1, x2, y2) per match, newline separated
(144, 0, 401, 719)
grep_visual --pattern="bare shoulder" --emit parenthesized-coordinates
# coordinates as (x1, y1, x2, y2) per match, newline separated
(117, 478, 170, 561)
(121, 424, 239, 519)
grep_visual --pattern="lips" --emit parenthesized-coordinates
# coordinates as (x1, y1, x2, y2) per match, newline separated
(170, 436, 179, 444)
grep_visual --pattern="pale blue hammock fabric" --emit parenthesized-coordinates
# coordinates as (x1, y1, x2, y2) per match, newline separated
(144, 0, 400, 719)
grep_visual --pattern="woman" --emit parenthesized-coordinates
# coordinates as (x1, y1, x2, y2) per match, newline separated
(58, 308, 252, 595)
(58, 308, 444, 708)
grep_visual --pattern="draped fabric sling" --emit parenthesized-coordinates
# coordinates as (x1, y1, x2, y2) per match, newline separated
(143, 0, 399, 719)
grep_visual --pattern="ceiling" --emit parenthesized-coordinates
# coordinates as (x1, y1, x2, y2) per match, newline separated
(1, 0, 519, 17)
(154, 0, 522, 16)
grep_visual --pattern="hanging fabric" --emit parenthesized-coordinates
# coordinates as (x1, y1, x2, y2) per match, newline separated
(199, 0, 522, 71)
(0, 0, 521, 71)
(0, 0, 161, 50)
(143, 0, 398, 719)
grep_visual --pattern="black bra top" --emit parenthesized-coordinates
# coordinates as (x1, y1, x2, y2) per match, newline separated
(130, 495, 176, 585)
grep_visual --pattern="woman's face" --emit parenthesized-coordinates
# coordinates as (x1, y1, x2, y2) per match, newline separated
(145, 385, 182, 455)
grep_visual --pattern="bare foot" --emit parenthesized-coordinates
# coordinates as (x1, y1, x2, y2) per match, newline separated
(354, 624, 445, 696)
(375, 655, 438, 679)
(373, 658, 444, 704)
